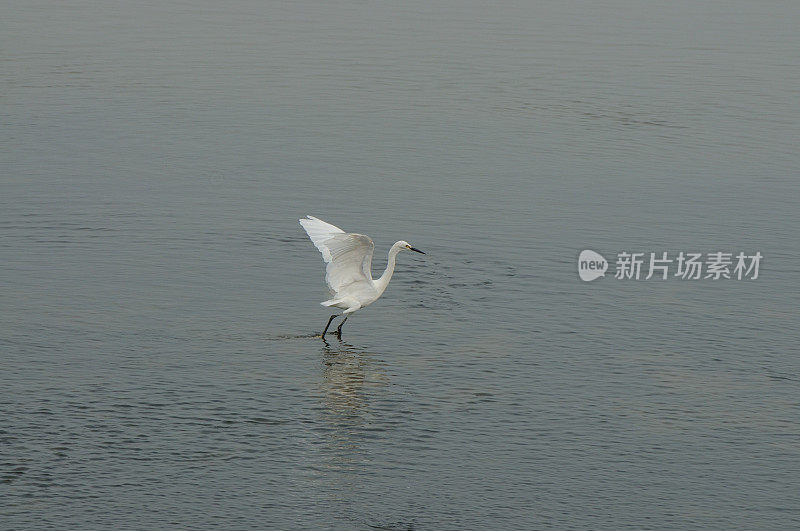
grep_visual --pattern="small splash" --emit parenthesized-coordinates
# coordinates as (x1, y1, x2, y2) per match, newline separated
(262, 333, 322, 341)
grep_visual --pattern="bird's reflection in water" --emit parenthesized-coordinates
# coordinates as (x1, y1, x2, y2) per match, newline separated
(318, 338, 387, 471)
(315, 340, 394, 529)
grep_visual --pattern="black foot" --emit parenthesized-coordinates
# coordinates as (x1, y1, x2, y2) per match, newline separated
(335, 316, 348, 339)
(321, 314, 339, 338)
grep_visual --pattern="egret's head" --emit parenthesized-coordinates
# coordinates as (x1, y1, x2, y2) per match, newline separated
(398, 240, 425, 254)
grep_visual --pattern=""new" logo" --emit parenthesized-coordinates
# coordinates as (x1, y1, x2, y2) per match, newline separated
(578, 250, 608, 281)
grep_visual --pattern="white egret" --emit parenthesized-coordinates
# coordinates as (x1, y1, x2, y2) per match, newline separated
(299, 215, 425, 338)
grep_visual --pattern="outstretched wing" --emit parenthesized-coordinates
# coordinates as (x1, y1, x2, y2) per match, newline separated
(299, 215, 374, 292)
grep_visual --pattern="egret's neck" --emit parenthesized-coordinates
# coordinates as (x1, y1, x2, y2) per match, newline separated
(375, 242, 404, 294)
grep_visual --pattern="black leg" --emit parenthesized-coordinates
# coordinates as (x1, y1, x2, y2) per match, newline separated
(335, 316, 348, 339)
(322, 314, 338, 338)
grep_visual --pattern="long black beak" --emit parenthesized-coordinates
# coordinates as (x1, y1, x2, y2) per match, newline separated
(410, 247, 426, 254)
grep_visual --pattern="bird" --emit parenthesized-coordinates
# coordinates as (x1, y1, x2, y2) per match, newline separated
(299, 215, 425, 339)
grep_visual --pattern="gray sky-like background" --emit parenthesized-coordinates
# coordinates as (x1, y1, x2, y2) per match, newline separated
(2, 1, 799, 527)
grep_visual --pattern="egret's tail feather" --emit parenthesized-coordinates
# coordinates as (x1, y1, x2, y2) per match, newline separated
(321, 299, 344, 307)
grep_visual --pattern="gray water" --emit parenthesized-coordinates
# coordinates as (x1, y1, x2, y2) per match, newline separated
(2, 1, 799, 528)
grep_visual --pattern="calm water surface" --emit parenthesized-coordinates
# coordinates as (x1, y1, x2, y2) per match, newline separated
(2, 1, 799, 528)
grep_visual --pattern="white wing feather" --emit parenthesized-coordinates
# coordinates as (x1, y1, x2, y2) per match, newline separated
(299, 215, 375, 292)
